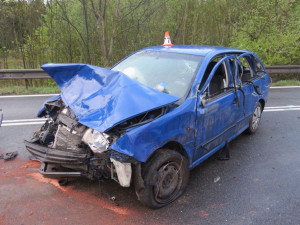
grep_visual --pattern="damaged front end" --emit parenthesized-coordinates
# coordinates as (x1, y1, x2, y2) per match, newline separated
(25, 95, 171, 187)
(25, 97, 135, 187)
(25, 63, 179, 188)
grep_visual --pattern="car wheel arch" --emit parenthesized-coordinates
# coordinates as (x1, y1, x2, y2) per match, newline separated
(259, 99, 265, 111)
(247, 100, 263, 134)
(145, 141, 189, 164)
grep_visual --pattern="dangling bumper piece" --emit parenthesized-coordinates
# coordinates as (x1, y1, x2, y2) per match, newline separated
(24, 140, 88, 165)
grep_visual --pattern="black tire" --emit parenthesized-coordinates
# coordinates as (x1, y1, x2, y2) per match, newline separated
(135, 149, 189, 209)
(247, 101, 262, 134)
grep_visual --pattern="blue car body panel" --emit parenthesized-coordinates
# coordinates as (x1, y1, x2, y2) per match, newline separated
(39, 45, 270, 169)
(41, 63, 179, 133)
(111, 97, 197, 163)
(110, 47, 269, 166)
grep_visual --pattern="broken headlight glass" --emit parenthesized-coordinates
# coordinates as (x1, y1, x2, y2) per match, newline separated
(82, 129, 109, 153)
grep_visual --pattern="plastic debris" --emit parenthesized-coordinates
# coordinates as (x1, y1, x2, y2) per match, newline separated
(214, 176, 220, 183)
(58, 179, 69, 186)
(109, 196, 119, 206)
(0, 151, 18, 160)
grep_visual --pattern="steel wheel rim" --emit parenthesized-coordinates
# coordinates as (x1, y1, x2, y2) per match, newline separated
(252, 105, 261, 130)
(154, 161, 181, 203)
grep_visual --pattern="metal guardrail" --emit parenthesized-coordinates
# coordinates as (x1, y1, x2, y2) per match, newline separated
(0, 69, 48, 80)
(265, 65, 300, 74)
(0, 65, 299, 80)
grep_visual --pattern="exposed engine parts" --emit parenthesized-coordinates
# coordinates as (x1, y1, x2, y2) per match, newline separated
(25, 97, 156, 187)
(111, 106, 167, 132)
(37, 119, 56, 145)
(53, 125, 87, 154)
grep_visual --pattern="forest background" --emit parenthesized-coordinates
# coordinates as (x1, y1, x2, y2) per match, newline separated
(0, 0, 299, 93)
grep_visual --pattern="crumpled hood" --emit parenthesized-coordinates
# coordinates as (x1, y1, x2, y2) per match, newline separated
(41, 63, 180, 132)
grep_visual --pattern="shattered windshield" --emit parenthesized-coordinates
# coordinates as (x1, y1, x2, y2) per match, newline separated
(112, 51, 204, 98)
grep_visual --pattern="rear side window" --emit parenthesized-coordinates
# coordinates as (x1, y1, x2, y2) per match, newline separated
(238, 56, 254, 83)
(254, 58, 265, 76)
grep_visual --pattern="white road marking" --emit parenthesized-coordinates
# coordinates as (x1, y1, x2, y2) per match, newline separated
(264, 105, 300, 112)
(270, 86, 300, 89)
(265, 105, 300, 109)
(1, 118, 47, 127)
(0, 94, 58, 98)
(1, 121, 45, 127)
(2, 118, 47, 123)
(264, 108, 300, 112)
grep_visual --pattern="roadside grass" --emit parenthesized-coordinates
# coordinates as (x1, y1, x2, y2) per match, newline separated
(0, 86, 60, 95)
(271, 80, 300, 86)
(0, 79, 58, 95)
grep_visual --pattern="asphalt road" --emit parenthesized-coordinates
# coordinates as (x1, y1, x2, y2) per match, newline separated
(0, 87, 300, 225)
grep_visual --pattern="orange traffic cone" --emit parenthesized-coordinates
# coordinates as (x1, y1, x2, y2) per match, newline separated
(162, 31, 174, 46)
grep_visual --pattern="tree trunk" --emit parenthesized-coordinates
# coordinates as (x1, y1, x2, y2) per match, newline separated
(182, 1, 189, 44)
(82, 0, 91, 64)
(108, 0, 120, 65)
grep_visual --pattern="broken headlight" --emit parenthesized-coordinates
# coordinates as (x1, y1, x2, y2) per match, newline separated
(82, 129, 109, 153)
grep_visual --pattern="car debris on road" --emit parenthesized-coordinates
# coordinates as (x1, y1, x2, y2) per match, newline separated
(0, 151, 18, 160)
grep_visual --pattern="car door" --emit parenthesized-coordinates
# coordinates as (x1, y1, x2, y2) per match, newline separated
(234, 53, 263, 123)
(193, 55, 240, 161)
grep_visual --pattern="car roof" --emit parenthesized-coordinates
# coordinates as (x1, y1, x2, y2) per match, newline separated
(141, 45, 249, 57)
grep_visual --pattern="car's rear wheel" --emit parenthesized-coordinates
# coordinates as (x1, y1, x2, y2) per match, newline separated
(247, 101, 262, 134)
(135, 149, 189, 209)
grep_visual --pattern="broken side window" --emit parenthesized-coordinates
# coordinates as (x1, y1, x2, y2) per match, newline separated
(199, 56, 229, 92)
(238, 56, 255, 83)
(254, 58, 266, 77)
(206, 60, 229, 97)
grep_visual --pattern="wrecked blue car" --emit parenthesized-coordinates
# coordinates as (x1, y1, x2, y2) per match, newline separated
(25, 45, 270, 208)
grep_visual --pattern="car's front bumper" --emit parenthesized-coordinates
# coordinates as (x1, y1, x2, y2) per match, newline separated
(25, 140, 133, 186)
(24, 140, 89, 165)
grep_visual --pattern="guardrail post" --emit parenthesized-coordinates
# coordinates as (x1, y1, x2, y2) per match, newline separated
(25, 79, 29, 89)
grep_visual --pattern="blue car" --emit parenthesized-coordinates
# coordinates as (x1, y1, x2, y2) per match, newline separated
(25, 45, 270, 208)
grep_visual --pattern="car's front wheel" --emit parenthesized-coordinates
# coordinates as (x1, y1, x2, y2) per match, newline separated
(247, 101, 262, 134)
(135, 149, 189, 208)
